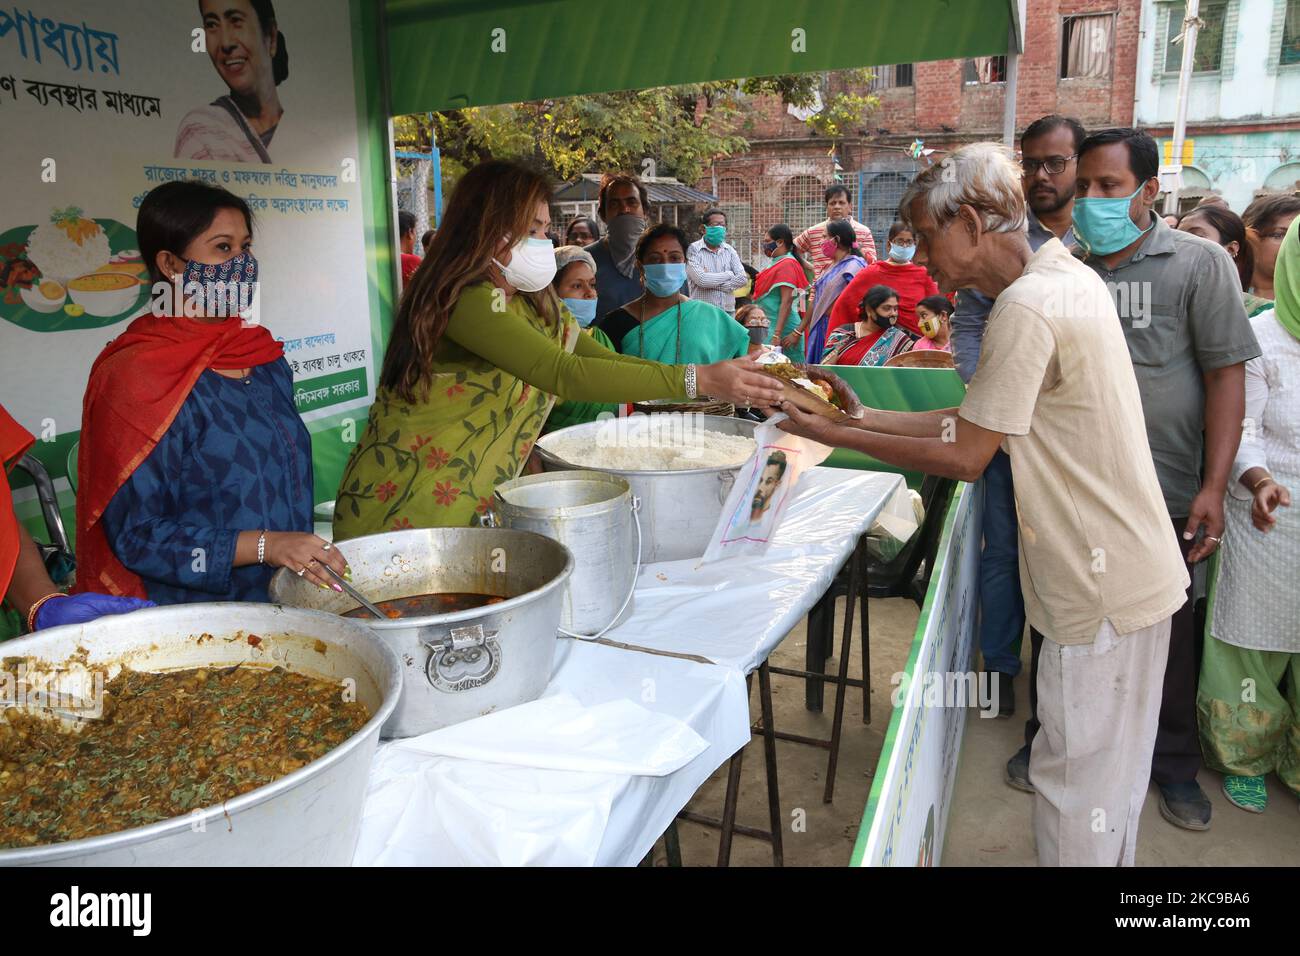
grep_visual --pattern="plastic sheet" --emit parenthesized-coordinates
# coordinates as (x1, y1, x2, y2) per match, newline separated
(393, 691, 708, 776)
(353, 467, 910, 865)
(585, 468, 909, 672)
(354, 639, 749, 866)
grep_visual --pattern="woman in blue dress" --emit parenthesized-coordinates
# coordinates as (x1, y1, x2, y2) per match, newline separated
(75, 181, 348, 604)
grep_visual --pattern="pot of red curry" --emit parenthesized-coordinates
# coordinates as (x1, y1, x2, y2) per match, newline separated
(270, 527, 574, 738)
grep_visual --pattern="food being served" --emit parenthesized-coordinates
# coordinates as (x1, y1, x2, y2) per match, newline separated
(758, 360, 840, 407)
(543, 425, 756, 471)
(0, 659, 369, 849)
(342, 592, 505, 619)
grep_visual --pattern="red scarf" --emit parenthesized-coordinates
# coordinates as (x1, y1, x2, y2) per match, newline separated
(74, 314, 284, 597)
(0, 405, 35, 598)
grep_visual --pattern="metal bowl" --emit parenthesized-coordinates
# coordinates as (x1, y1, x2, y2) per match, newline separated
(0, 603, 401, 867)
(535, 414, 757, 563)
(271, 527, 574, 738)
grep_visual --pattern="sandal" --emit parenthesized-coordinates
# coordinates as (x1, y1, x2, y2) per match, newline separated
(1222, 774, 1267, 813)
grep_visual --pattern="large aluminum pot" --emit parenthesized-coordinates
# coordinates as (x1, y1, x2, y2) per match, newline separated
(0, 603, 401, 867)
(271, 527, 573, 738)
(492, 471, 637, 637)
(535, 414, 756, 563)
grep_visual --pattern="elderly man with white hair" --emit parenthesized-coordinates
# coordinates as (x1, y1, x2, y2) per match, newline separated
(774, 142, 1188, 866)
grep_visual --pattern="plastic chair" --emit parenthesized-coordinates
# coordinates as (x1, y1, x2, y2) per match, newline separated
(66, 440, 79, 493)
(13, 454, 75, 582)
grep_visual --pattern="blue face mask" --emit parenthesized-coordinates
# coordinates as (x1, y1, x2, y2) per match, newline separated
(704, 224, 726, 247)
(888, 243, 916, 263)
(643, 262, 687, 297)
(562, 296, 598, 327)
(1071, 183, 1154, 256)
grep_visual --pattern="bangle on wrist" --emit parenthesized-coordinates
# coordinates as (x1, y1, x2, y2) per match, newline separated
(1252, 475, 1274, 493)
(684, 364, 698, 399)
(257, 530, 267, 564)
(26, 592, 68, 632)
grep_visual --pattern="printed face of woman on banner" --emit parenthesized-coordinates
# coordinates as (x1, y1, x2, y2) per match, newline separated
(201, 0, 279, 100)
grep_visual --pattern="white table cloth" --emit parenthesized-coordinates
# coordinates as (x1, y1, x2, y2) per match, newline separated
(353, 467, 909, 866)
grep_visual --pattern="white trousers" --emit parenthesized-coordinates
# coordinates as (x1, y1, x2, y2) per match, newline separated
(1031, 616, 1171, 867)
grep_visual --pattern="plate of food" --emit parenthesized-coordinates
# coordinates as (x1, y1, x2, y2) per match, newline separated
(755, 358, 852, 421)
(0, 208, 147, 333)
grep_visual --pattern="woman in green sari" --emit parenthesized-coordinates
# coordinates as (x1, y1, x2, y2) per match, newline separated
(595, 223, 754, 365)
(333, 162, 781, 537)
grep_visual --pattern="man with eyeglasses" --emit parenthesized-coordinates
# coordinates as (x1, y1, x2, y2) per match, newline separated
(950, 114, 1082, 742)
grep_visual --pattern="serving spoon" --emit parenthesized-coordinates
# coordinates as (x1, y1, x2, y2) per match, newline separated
(320, 563, 387, 620)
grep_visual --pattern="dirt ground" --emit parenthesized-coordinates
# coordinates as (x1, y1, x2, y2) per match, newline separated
(650, 594, 1300, 867)
(656, 595, 921, 866)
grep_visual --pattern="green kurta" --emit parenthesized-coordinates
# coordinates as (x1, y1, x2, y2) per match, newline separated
(333, 284, 686, 536)
(543, 326, 620, 434)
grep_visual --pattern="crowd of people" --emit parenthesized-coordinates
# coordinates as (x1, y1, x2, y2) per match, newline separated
(2, 109, 1297, 869)
(771, 115, 1298, 865)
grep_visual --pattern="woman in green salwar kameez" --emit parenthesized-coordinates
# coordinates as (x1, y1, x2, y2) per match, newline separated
(333, 162, 782, 538)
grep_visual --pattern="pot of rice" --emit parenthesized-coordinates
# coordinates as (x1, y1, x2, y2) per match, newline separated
(535, 414, 757, 563)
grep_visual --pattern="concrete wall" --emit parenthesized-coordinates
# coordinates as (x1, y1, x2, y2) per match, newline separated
(1135, 0, 1300, 209)
(1136, 0, 1300, 125)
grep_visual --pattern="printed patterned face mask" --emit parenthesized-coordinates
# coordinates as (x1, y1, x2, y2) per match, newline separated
(181, 250, 259, 318)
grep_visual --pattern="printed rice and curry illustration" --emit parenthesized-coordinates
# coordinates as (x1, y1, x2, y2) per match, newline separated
(0, 207, 148, 322)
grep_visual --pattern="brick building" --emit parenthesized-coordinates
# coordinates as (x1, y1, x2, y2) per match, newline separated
(706, 0, 1142, 262)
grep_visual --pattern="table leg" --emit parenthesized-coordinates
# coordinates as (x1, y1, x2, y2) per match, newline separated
(860, 553, 871, 725)
(824, 543, 860, 804)
(716, 747, 745, 867)
(804, 591, 829, 712)
(663, 819, 682, 868)
(758, 661, 783, 866)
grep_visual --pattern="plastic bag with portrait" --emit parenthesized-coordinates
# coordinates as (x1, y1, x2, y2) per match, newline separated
(701, 414, 832, 562)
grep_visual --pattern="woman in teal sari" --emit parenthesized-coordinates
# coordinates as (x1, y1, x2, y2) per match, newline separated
(595, 223, 753, 364)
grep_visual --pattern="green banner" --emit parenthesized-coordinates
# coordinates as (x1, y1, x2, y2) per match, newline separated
(293, 368, 370, 414)
(816, 366, 967, 488)
(386, 0, 1016, 113)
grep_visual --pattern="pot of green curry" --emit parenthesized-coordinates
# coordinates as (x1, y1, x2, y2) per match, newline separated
(0, 603, 401, 865)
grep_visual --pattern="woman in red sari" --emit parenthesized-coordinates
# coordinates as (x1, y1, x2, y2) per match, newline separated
(822, 285, 917, 367)
(751, 225, 811, 359)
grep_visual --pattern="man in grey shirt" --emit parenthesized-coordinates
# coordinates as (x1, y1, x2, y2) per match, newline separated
(1067, 128, 1260, 831)
(952, 116, 1081, 747)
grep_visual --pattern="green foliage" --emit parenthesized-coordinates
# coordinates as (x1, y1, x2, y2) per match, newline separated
(399, 70, 880, 195)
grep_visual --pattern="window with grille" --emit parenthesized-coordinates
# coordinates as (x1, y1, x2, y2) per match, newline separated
(860, 172, 913, 251)
(1163, 0, 1227, 72)
(869, 64, 914, 90)
(1061, 14, 1114, 78)
(964, 56, 1007, 84)
(1283, 0, 1300, 66)
(781, 176, 828, 233)
(716, 177, 756, 263)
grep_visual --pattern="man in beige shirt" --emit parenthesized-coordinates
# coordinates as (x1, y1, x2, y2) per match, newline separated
(775, 142, 1188, 866)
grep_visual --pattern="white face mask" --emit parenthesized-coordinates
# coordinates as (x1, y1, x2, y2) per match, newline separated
(493, 237, 557, 292)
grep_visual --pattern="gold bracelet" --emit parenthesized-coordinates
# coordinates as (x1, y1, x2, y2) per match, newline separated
(1252, 474, 1274, 493)
(26, 591, 68, 632)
